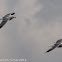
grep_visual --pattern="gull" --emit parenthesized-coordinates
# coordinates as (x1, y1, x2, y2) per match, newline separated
(0, 12, 16, 28)
(45, 39, 62, 53)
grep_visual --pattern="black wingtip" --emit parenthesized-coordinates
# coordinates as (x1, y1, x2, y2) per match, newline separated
(11, 13, 15, 15)
(0, 26, 2, 28)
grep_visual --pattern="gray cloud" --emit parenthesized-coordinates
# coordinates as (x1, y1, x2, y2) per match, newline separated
(0, 0, 41, 62)
(35, 0, 62, 25)
(0, 0, 62, 62)
(6, 0, 19, 12)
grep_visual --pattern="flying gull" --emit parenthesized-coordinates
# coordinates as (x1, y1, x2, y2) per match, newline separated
(45, 39, 62, 53)
(0, 12, 16, 28)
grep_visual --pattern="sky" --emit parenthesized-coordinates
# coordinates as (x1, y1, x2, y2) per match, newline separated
(0, 0, 62, 62)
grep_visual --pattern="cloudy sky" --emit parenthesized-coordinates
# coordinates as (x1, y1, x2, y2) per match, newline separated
(0, 0, 62, 62)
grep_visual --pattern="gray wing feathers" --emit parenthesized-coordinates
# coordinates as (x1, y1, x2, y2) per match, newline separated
(45, 43, 60, 53)
(0, 13, 16, 28)
(4, 13, 11, 18)
(0, 19, 8, 28)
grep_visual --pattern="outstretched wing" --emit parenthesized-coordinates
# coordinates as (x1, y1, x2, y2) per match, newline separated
(45, 43, 60, 53)
(3, 12, 15, 18)
(4, 13, 11, 18)
(0, 18, 8, 28)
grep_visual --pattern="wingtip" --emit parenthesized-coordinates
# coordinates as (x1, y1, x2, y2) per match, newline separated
(44, 52, 47, 54)
(11, 12, 15, 15)
(0, 26, 2, 28)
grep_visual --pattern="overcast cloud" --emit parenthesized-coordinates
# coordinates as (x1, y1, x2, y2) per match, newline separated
(0, 0, 62, 62)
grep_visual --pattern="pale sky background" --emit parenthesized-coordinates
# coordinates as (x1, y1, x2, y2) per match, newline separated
(0, 0, 62, 62)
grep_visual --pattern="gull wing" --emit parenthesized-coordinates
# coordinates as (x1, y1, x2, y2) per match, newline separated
(45, 43, 60, 53)
(0, 18, 8, 28)
(4, 12, 15, 18)
(11, 13, 15, 15)
(4, 13, 11, 18)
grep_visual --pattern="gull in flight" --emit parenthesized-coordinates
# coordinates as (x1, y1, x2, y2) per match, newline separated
(45, 39, 62, 53)
(0, 12, 16, 28)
